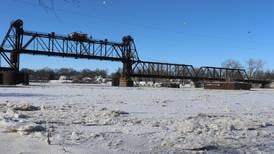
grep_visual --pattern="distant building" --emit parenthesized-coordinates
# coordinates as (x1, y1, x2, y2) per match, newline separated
(82, 77, 93, 83)
(59, 75, 68, 80)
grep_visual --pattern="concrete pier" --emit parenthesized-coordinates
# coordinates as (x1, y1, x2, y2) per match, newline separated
(0, 71, 29, 85)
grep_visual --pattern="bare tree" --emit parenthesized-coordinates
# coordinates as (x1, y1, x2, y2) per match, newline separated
(264, 70, 274, 80)
(246, 59, 264, 78)
(221, 59, 243, 69)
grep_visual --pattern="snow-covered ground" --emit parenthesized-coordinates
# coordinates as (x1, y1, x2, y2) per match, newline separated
(0, 83, 274, 153)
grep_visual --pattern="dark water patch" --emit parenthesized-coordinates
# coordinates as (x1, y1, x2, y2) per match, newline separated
(189, 145, 218, 151)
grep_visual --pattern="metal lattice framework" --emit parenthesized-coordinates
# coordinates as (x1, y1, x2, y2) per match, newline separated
(0, 19, 270, 84)
(131, 61, 196, 79)
(131, 62, 252, 81)
(0, 20, 139, 71)
(196, 66, 249, 81)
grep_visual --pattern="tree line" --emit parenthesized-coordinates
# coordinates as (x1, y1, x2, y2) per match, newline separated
(221, 58, 274, 79)
(21, 68, 109, 81)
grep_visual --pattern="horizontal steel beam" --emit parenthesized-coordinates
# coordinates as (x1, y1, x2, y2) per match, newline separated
(23, 31, 124, 46)
(3, 49, 124, 62)
(0, 67, 15, 71)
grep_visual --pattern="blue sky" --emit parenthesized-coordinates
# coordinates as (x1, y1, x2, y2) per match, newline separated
(1, 0, 274, 72)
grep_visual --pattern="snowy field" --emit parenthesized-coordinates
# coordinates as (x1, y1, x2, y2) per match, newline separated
(0, 83, 274, 153)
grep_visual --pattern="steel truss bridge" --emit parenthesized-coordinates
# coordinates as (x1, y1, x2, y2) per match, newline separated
(0, 19, 270, 86)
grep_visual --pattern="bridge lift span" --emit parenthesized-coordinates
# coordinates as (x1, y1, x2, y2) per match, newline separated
(0, 19, 270, 86)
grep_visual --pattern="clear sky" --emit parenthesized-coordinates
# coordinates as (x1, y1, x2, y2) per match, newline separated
(1, 0, 274, 73)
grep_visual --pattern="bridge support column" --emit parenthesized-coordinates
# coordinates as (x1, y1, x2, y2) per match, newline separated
(0, 71, 29, 85)
(119, 61, 133, 87)
(261, 83, 270, 88)
(119, 77, 133, 87)
(192, 80, 204, 88)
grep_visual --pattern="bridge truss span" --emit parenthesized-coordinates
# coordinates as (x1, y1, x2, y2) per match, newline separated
(20, 31, 126, 60)
(131, 61, 196, 79)
(0, 19, 139, 70)
(196, 66, 249, 81)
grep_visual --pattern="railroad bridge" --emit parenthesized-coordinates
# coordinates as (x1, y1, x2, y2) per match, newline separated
(0, 19, 271, 87)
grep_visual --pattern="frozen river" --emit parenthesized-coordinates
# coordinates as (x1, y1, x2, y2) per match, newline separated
(0, 83, 274, 153)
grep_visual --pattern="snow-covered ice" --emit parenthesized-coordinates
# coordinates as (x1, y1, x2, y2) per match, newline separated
(0, 83, 274, 153)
